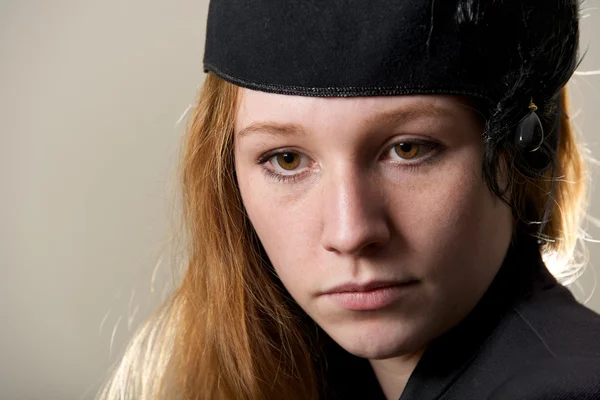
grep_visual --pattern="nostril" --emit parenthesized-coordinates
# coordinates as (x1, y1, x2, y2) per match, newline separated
(321, 224, 391, 256)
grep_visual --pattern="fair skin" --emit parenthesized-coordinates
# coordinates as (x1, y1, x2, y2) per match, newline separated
(234, 89, 513, 399)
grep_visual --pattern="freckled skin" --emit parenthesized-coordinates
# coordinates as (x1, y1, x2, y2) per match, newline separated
(234, 90, 513, 360)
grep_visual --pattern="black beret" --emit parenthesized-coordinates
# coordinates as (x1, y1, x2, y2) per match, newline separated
(203, 0, 579, 109)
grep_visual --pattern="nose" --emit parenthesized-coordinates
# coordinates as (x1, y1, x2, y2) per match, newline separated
(320, 166, 391, 256)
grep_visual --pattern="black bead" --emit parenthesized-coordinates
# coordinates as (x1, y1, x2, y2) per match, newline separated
(515, 111, 544, 152)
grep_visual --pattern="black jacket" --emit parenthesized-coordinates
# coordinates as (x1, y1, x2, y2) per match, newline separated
(324, 235, 600, 399)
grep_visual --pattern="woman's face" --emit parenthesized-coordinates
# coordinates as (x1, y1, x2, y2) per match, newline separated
(234, 89, 513, 360)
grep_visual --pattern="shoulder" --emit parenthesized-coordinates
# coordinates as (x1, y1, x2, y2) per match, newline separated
(486, 285, 600, 399)
(489, 357, 600, 400)
(510, 283, 600, 358)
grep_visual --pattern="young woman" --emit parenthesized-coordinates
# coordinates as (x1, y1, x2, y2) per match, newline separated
(99, 0, 600, 399)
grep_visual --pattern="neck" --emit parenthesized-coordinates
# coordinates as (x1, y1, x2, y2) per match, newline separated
(369, 349, 425, 400)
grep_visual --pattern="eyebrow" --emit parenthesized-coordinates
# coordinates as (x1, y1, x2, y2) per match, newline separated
(236, 102, 458, 138)
(237, 121, 307, 138)
(369, 102, 458, 127)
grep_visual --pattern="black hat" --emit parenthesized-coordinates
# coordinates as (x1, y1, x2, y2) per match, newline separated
(204, 1, 579, 106)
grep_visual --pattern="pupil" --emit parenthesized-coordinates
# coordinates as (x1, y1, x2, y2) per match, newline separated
(282, 153, 296, 164)
(399, 143, 413, 153)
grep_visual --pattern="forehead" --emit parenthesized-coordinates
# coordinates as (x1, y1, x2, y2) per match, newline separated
(234, 88, 475, 132)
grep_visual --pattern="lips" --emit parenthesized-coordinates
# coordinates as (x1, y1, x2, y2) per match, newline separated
(323, 280, 416, 294)
(321, 280, 418, 311)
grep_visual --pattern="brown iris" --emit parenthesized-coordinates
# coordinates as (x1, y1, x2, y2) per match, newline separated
(394, 143, 419, 159)
(276, 152, 300, 170)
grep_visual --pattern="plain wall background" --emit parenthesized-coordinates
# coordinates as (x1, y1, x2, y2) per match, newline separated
(1, 1, 599, 399)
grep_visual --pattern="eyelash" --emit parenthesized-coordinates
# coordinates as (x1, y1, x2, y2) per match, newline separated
(261, 167, 304, 183)
(256, 139, 442, 183)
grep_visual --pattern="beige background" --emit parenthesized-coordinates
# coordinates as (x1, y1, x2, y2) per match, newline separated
(1, 1, 599, 399)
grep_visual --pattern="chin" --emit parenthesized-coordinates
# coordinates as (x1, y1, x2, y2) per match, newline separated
(322, 317, 425, 360)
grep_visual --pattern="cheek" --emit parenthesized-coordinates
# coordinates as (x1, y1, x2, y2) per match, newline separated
(398, 145, 505, 246)
(408, 171, 489, 244)
(394, 146, 512, 296)
(237, 171, 318, 294)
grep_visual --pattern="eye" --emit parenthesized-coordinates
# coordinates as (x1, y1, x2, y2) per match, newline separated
(388, 141, 437, 161)
(264, 151, 310, 175)
(393, 143, 419, 159)
(274, 152, 301, 171)
(256, 149, 313, 183)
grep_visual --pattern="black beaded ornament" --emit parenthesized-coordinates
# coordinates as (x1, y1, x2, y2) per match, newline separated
(515, 99, 544, 153)
(512, 97, 562, 243)
(513, 98, 553, 175)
